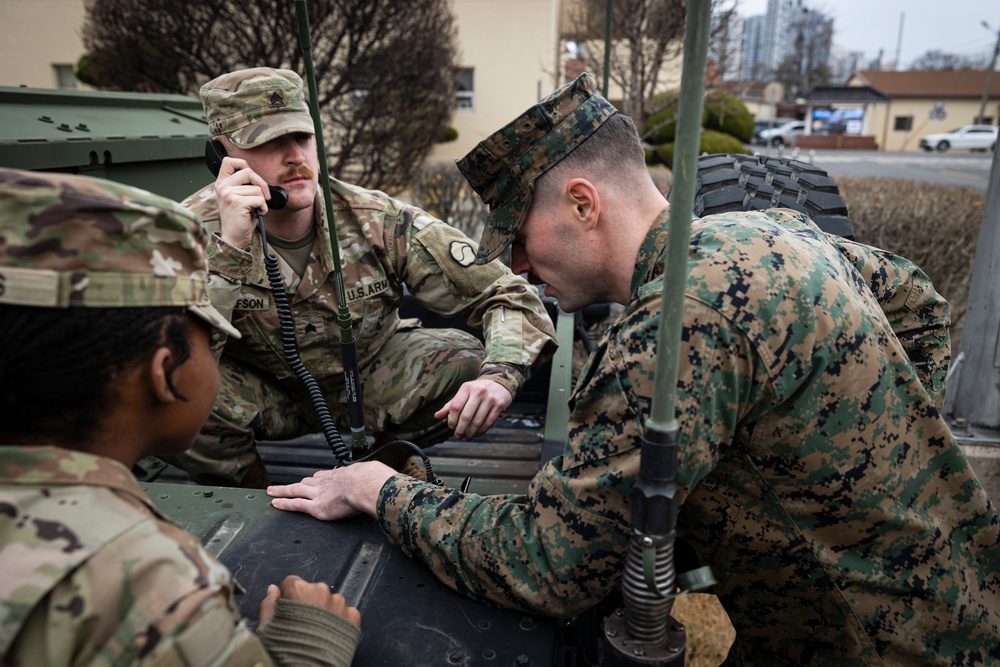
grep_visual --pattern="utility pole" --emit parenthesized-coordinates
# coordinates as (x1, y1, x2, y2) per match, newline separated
(979, 20, 1000, 125)
(894, 13, 904, 71)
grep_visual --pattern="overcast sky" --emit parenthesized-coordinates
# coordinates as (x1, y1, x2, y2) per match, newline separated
(736, 0, 1000, 69)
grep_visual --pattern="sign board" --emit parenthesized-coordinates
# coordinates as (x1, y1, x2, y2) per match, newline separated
(763, 81, 785, 104)
(929, 102, 947, 121)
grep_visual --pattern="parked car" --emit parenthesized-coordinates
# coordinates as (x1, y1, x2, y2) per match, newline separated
(752, 117, 797, 145)
(758, 120, 806, 147)
(919, 125, 998, 153)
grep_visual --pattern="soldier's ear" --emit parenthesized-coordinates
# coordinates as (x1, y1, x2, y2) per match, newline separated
(564, 178, 599, 229)
(148, 346, 179, 404)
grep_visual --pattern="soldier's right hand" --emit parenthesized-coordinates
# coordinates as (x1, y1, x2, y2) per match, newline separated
(215, 156, 273, 249)
(258, 574, 361, 627)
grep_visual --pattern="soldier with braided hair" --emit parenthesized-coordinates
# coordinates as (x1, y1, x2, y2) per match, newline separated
(0, 168, 361, 666)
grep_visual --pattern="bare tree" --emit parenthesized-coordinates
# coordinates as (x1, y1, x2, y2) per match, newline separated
(563, 0, 737, 127)
(772, 7, 833, 99)
(81, 0, 458, 194)
(909, 50, 989, 71)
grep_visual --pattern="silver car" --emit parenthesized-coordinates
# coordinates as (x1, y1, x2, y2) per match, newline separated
(919, 125, 998, 153)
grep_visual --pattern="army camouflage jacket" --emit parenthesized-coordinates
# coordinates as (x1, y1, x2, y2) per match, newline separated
(0, 446, 359, 666)
(181, 178, 556, 397)
(375, 209, 999, 665)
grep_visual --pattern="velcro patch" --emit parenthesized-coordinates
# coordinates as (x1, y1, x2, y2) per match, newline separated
(345, 278, 390, 302)
(0, 267, 60, 306)
(234, 295, 269, 311)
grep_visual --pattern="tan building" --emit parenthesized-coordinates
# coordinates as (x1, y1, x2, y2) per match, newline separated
(428, 0, 563, 163)
(0, 0, 91, 89)
(846, 70, 1000, 152)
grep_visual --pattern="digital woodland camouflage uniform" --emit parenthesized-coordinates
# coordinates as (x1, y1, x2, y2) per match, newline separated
(372, 75, 1000, 664)
(0, 169, 358, 666)
(175, 68, 556, 484)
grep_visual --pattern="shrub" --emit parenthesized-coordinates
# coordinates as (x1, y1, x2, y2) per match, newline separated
(654, 130, 750, 168)
(644, 89, 709, 145)
(703, 90, 754, 143)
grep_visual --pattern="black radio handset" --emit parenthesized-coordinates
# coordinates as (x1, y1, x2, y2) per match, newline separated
(204, 140, 288, 211)
(203, 139, 354, 465)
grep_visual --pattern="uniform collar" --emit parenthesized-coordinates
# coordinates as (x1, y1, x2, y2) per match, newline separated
(629, 209, 671, 301)
(0, 445, 161, 514)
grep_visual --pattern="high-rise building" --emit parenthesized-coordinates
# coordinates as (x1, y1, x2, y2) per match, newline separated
(733, 0, 834, 84)
(742, 15, 767, 81)
(711, 12, 745, 82)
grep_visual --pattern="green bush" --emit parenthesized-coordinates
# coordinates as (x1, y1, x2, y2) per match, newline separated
(703, 90, 754, 143)
(654, 142, 675, 167)
(654, 130, 750, 168)
(700, 129, 750, 155)
(438, 126, 459, 143)
(644, 90, 709, 145)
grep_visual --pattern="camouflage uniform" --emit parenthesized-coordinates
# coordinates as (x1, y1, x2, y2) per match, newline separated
(0, 168, 359, 666)
(370, 75, 1000, 664)
(173, 68, 557, 484)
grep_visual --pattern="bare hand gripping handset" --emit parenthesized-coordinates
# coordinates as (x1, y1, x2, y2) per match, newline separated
(204, 139, 289, 211)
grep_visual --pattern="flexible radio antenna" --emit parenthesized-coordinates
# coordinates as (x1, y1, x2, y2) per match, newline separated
(294, 0, 367, 452)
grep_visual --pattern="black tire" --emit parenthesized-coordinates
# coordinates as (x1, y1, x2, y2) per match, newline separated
(936, 140, 950, 152)
(770, 137, 784, 147)
(694, 153, 854, 239)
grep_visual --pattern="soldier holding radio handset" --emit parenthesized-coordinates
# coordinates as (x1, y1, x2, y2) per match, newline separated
(170, 67, 556, 488)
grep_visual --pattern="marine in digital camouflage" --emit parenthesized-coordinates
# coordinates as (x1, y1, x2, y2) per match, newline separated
(200, 68, 315, 149)
(176, 175, 557, 484)
(456, 72, 617, 264)
(376, 207, 1000, 665)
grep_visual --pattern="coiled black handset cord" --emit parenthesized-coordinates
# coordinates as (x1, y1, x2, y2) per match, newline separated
(254, 208, 443, 483)
(254, 208, 353, 465)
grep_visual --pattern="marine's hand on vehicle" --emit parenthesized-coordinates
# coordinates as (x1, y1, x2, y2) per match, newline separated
(258, 575, 361, 627)
(267, 462, 395, 520)
(434, 378, 513, 440)
(215, 156, 273, 249)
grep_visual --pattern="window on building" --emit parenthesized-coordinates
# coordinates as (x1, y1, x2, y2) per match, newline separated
(53, 64, 77, 89)
(893, 116, 913, 131)
(456, 68, 474, 112)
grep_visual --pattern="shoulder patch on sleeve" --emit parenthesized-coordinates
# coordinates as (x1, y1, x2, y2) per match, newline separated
(449, 241, 477, 267)
(413, 222, 505, 296)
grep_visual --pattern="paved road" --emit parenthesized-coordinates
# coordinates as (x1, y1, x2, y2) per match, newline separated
(751, 147, 994, 189)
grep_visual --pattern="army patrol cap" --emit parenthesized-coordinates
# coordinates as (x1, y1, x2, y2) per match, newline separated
(0, 168, 241, 339)
(200, 67, 315, 148)
(457, 72, 617, 264)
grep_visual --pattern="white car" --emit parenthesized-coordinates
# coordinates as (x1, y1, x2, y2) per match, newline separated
(758, 120, 806, 147)
(919, 125, 998, 153)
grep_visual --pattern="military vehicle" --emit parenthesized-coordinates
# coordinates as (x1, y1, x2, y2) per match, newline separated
(2, 0, 998, 662)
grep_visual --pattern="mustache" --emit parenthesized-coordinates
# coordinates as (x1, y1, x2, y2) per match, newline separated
(277, 165, 316, 182)
(526, 272, 545, 286)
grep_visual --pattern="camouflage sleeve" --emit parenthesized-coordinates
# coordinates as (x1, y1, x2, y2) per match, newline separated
(834, 238, 951, 409)
(376, 293, 764, 616)
(203, 234, 253, 357)
(400, 212, 557, 393)
(6, 504, 355, 666)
